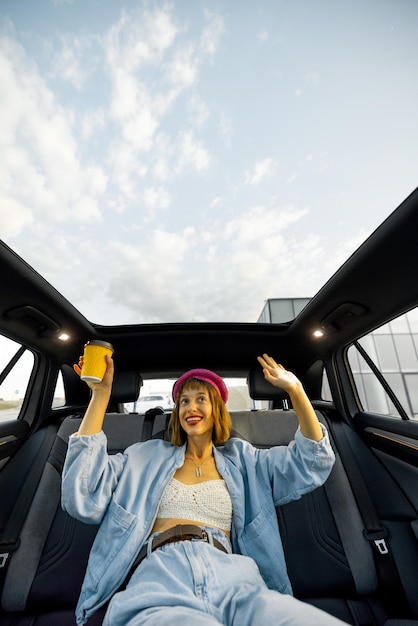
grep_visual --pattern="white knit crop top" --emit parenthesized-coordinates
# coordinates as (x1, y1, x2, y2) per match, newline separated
(156, 477, 233, 532)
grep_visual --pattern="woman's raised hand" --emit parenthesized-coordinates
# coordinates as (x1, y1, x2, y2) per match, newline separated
(73, 354, 115, 393)
(257, 353, 301, 392)
(73, 355, 84, 377)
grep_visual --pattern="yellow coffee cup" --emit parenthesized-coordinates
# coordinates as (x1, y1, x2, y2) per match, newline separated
(80, 340, 114, 383)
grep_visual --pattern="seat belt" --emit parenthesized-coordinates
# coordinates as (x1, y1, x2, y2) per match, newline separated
(0, 424, 57, 595)
(324, 456, 376, 595)
(329, 419, 409, 618)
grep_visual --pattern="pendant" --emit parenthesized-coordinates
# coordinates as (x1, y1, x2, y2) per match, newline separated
(196, 467, 202, 477)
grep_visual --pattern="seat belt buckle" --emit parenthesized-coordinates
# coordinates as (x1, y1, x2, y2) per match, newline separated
(363, 527, 389, 555)
(373, 538, 389, 555)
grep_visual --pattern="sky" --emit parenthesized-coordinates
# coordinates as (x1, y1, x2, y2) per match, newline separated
(1, 0, 418, 325)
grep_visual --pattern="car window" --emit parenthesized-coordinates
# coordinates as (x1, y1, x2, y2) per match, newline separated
(140, 396, 164, 402)
(0, 334, 35, 422)
(53, 371, 66, 408)
(321, 367, 333, 402)
(347, 307, 418, 419)
(125, 378, 252, 413)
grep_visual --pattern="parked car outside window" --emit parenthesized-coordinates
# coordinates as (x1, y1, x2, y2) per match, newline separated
(136, 394, 173, 412)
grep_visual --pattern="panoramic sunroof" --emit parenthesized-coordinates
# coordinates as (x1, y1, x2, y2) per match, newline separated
(1, 2, 417, 325)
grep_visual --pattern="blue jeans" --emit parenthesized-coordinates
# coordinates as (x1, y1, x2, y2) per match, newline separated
(103, 527, 348, 625)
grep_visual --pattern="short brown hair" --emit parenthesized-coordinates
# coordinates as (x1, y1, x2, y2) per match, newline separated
(168, 378, 232, 446)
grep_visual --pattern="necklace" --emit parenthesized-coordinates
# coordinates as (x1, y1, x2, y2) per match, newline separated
(184, 454, 213, 477)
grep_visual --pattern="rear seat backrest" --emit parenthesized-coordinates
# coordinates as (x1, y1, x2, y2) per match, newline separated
(1, 371, 143, 617)
(235, 408, 377, 596)
(230, 409, 299, 447)
(246, 368, 380, 622)
(1, 411, 150, 615)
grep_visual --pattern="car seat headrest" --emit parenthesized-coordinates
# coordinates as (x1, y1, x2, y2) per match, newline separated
(247, 368, 291, 405)
(110, 370, 143, 404)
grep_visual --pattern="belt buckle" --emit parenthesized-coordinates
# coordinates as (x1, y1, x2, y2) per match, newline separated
(149, 535, 156, 553)
(201, 528, 208, 543)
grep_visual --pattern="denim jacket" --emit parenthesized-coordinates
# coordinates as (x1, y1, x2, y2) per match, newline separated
(61, 426, 334, 625)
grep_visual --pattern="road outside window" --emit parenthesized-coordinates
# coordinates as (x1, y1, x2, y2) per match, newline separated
(0, 335, 34, 422)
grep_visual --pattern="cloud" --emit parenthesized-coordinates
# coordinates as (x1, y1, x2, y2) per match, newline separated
(322, 228, 371, 278)
(0, 196, 33, 238)
(188, 95, 210, 127)
(175, 131, 210, 173)
(143, 129, 211, 183)
(0, 35, 106, 235)
(258, 30, 269, 43)
(200, 10, 225, 56)
(82, 108, 107, 140)
(106, 230, 194, 322)
(245, 158, 277, 186)
(93, 204, 318, 324)
(218, 112, 233, 146)
(142, 186, 171, 220)
(18, 203, 314, 325)
(8, 193, 369, 326)
(105, 7, 180, 157)
(306, 71, 320, 86)
(222, 205, 308, 244)
(51, 34, 95, 90)
(100, 4, 217, 205)
(106, 6, 178, 72)
(168, 43, 198, 91)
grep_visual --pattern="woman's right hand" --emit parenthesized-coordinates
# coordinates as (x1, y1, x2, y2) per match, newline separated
(73, 354, 115, 394)
(73, 355, 84, 377)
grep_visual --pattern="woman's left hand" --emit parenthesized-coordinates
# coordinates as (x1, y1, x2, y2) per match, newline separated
(257, 353, 323, 441)
(257, 353, 301, 391)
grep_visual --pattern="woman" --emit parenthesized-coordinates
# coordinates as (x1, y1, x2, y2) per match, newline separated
(62, 353, 347, 625)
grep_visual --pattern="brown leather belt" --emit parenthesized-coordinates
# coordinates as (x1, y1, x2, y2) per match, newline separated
(123, 524, 228, 588)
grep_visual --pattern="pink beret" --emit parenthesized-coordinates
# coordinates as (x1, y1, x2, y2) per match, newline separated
(172, 368, 228, 404)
